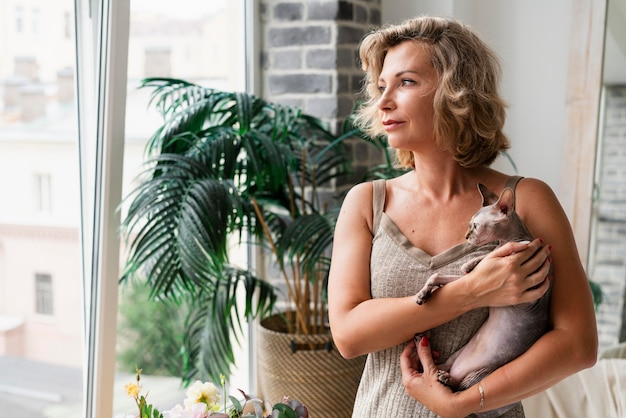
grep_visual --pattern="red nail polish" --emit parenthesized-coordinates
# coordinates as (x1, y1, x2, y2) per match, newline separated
(421, 335, 429, 347)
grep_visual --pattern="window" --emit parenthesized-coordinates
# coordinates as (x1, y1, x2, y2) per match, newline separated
(32, 8, 40, 34)
(64, 11, 71, 39)
(35, 274, 53, 315)
(15, 6, 23, 33)
(0, 1, 251, 416)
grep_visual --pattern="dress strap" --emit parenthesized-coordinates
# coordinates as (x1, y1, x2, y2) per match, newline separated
(505, 175, 524, 194)
(372, 179, 386, 235)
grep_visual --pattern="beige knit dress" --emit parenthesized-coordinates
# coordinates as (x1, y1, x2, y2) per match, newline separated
(351, 178, 525, 418)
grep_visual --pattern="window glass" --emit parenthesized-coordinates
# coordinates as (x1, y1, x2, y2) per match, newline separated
(0, 0, 247, 415)
(0, 1, 82, 417)
(114, 0, 247, 415)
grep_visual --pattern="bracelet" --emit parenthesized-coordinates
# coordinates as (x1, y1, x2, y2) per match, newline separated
(478, 383, 485, 410)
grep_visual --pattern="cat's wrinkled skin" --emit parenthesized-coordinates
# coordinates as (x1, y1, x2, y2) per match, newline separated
(414, 183, 552, 417)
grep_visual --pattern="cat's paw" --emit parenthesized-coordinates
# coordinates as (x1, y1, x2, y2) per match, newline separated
(461, 256, 483, 274)
(414, 288, 432, 305)
(415, 273, 442, 304)
(436, 369, 451, 385)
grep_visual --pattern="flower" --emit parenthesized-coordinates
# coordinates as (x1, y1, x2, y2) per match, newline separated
(163, 402, 210, 418)
(118, 367, 308, 418)
(119, 367, 164, 418)
(124, 381, 141, 398)
(183, 380, 221, 412)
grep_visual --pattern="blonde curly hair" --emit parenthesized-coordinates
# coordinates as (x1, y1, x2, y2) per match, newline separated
(355, 16, 510, 169)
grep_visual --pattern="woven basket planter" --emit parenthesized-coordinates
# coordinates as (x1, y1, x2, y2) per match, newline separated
(257, 313, 366, 417)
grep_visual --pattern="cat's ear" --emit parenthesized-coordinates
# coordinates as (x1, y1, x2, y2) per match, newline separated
(478, 183, 499, 206)
(497, 187, 515, 215)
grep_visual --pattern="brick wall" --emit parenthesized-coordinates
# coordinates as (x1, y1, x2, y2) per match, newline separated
(257, 0, 384, 310)
(260, 0, 383, 185)
(589, 85, 626, 350)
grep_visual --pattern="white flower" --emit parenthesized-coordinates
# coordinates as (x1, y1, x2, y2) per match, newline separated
(183, 380, 221, 411)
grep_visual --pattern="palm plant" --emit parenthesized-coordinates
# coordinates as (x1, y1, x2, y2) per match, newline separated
(119, 78, 388, 384)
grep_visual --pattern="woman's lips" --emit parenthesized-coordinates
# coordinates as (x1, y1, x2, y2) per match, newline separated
(382, 120, 403, 131)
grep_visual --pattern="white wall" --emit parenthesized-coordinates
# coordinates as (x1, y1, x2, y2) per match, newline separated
(381, 0, 573, 196)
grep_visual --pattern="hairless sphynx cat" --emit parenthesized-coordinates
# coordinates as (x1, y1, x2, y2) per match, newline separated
(414, 183, 552, 417)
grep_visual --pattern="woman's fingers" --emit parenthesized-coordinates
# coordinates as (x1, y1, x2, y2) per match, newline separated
(416, 335, 436, 372)
(400, 339, 419, 373)
(519, 239, 552, 292)
(492, 238, 548, 263)
(400, 336, 436, 374)
(523, 257, 552, 296)
(470, 238, 552, 306)
(401, 335, 439, 390)
(489, 239, 532, 257)
(400, 336, 461, 417)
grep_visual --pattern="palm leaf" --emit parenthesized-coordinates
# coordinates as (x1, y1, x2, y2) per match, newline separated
(181, 267, 276, 384)
(275, 212, 335, 278)
(120, 79, 365, 382)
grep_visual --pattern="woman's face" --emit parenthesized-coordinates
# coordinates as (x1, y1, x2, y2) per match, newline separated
(376, 41, 438, 152)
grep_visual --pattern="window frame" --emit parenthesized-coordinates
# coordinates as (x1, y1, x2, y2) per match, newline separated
(74, 1, 130, 417)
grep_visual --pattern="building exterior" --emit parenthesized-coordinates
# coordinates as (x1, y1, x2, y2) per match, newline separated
(0, 0, 82, 368)
(0, 0, 243, 370)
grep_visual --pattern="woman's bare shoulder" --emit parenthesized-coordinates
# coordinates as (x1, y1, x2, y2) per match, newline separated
(337, 181, 376, 233)
(340, 181, 376, 216)
(513, 177, 571, 237)
(344, 180, 375, 202)
(513, 177, 559, 209)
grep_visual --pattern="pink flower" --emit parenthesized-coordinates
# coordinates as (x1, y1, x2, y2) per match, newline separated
(163, 402, 209, 418)
(189, 402, 209, 418)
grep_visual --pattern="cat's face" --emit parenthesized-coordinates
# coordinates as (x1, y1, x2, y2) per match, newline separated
(465, 204, 509, 245)
(465, 184, 515, 245)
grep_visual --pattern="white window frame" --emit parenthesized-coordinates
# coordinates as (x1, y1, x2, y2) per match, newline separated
(74, 1, 130, 417)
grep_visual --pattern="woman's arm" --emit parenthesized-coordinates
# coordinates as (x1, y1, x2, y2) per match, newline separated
(400, 178, 598, 417)
(328, 180, 552, 359)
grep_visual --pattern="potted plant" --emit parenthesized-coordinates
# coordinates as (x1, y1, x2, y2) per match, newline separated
(119, 78, 400, 415)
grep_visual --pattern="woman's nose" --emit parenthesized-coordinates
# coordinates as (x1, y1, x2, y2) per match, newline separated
(376, 89, 395, 110)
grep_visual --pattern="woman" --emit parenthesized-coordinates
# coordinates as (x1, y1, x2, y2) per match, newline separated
(327, 16, 598, 418)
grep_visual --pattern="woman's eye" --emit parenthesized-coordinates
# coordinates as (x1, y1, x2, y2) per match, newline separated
(377, 85, 386, 93)
(401, 79, 415, 86)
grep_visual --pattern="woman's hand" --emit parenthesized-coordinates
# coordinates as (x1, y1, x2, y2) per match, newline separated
(464, 238, 551, 308)
(400, 336, 466, 418)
